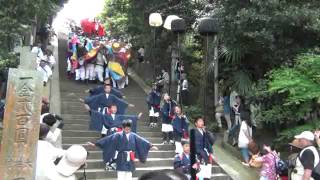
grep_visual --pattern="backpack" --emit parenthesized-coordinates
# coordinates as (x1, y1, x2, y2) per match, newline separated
(276, 158, 288, 175)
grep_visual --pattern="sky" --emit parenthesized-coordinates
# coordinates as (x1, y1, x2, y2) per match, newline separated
(52, 0, 105, 33)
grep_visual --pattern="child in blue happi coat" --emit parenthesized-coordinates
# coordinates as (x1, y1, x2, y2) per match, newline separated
(88, 120, 158, 180)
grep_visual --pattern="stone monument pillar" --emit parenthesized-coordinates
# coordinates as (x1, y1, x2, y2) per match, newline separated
(0, 49, 43, 180)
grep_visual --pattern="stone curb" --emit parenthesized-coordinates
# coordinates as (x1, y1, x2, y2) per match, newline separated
(49, 36, 61, 115)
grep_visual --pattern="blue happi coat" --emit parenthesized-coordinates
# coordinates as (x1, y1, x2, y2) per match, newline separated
(89, 110, 138, 133)
(84, 93, 128, 114)
(172, 115, 189, 138)
(160, 100, 177, 124)
(95, 132, 151, 172)
(146, 90, 161, 112)
(89, 86, 124, 99)
(194, 128, 215, 164)
(174, 153, 191, 174)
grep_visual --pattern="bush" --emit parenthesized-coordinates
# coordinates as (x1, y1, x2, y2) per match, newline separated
(274, 120, 320, 149)
(183, 105, 203, 124)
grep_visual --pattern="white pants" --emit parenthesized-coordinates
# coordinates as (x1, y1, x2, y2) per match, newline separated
(111, 78, 117, 88)
(175, 141, 183, 154)
(75, 66, 85, 80)
(105, 67, 110, 79)
(125, 75, 129, 85)
(95, 65, 104, 82)
(37, 65, 52, 83)
(118, 79, 126, 89)
(117, 171, 132, 180)
(216, 112, 232, 129)
(85, 63, 95, 80)
(67, 58, 71, 72)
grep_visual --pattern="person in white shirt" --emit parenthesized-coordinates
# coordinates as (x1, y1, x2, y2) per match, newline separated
(181, 73, 189, 106)
(36, 124, 88, 180)
(238, 111, 253, 165)
(47, 49, 56, 68)
(138, 46, 145, 63)
(41, 113, 64, 148)
(36, 51, 53, 86)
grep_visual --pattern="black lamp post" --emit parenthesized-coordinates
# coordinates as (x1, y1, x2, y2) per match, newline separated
(149, 13, 163, 79)
(198, 17, 219, 122)
(171, 18, 186, 106)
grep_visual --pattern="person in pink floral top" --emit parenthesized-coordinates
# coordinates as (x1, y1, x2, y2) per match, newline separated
(255, 144, 278, 180)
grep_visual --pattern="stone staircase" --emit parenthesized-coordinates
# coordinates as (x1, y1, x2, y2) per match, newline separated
(58, 37, 231, 180)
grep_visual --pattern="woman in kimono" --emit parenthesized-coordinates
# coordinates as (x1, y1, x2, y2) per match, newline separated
(146, 84, 161, 128)
(88, 120, 158, 180)
(160, 93, 176, 144)
(172, 106, 189, 154)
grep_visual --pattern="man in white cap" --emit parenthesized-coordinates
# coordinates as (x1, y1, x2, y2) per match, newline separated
(55, 145, 88, 180)
(291, 131, 320, 180)
(36, 124, 88, 180)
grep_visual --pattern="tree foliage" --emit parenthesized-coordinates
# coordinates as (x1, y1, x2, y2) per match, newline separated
(0, 0, 61, 52)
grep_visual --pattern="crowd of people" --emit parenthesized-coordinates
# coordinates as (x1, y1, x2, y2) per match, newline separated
(213, 89, 320, 180)
(65, 31, 131, 89)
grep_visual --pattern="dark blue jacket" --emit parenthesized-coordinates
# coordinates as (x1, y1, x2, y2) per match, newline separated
(172, 115, 189, 138)
(174, 153, 191, 175)
(160, 100, 176, 124)
(194, 128, 215, 164)
(147, 90, 161, 112)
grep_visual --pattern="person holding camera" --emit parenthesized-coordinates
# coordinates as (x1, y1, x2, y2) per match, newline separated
(41, 113, 64, 148)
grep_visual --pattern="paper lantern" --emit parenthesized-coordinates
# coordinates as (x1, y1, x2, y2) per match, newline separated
(163, 15, 180, 30)
(149, 13, 163, 27)
(171, 18, 186, 33)
(198, 17, 219, 36)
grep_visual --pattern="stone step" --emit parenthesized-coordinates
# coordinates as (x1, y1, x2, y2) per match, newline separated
(61, 109, 88, 115)
(86, 158, 174, 169)
(63, 124, 160, 131)
(63, 143, 175, 151)
(75, 167, 230, 179)
(87, 150, 175, 159)
(63, 119, 154, 127)
(62, 130, 99, 137)
(62, 130, 162, 138)
(63, 136, 164, 144)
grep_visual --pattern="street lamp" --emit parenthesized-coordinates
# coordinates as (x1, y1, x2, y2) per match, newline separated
(171, 18, 186, 105)
(149, 13, 163, 79)
(164, 15, 180, 30)
(164, 15, 180, 96)
(198, 17, 219, 122)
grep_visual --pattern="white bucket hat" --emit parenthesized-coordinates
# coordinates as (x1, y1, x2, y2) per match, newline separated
(56, 145, 87, 176)
(294, 131, 315, 141)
